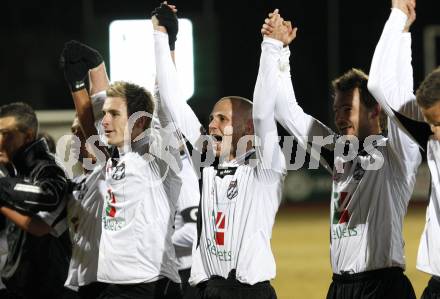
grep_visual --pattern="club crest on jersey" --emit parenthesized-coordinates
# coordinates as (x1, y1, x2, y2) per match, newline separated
(112, 162, 126, 180)
(213, 211, 226, 245)
(227, 179, 238, 200)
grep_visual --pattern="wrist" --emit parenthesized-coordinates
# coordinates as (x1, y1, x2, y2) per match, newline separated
(69, 80, 86, 92)
(154, 25, 167, 33)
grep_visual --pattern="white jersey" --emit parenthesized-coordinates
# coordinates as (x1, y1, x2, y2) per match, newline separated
(97, 137, 181, 284)
(65, 165, 106, 287)
(90, 88, 182, 284)
(417, 140, 440, 276)
(190, 151, 285, 285)
(154, 31, 286, 285)
(173, 153, 199, 271)
(367, 9, 440, 276)
(273, 7, 422, 273)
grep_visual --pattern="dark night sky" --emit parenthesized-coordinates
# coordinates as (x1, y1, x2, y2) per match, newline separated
(1, 0, 439, 128)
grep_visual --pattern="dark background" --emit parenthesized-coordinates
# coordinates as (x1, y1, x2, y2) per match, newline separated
(1, 0, 439, 128)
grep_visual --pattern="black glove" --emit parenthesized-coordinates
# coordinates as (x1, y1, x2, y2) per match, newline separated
(152, 3, 178, 50)
(60, 40, 103, 92)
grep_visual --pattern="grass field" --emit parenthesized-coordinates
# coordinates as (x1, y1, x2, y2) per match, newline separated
(271, 204, 430, 299)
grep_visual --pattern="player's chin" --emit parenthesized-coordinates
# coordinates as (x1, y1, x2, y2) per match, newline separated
(107, 137, 123, 148)
(212, 146, 221, 158)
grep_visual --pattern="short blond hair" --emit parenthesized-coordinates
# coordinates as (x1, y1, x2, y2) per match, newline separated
(107, 81, 155, 124)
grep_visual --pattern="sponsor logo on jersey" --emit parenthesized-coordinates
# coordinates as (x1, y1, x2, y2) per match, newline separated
(227, 179, 238, 200)
(214, 211, 226, 245)
(103, 189, 126, 231)
(332, 224, 358, 240)
(206, 238, 232, 261)
(332, 192, 352, 224)
(206, 211, 233, 261)
(217, 168, 236, 178)
(105, 189, 117, 217)
(102, 217, 126, 231)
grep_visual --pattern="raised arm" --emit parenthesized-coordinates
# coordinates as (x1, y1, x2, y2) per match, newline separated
(261, 14, 335, 173)
(368, 0, 423, 121)
(368, 0, 430, 170)
(253, 11, 288, 174)
(60, 40, 104, 140)
(60, 41, 110, 159)
(152, 5, 204, 148)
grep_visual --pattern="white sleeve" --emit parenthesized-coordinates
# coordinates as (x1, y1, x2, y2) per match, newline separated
(90, 91, 106, 123)
(37, 197, 68, 237)
(172, 222, 197, 248)
(154, 31, 204, 148)
(252, 37, 286, 176)
(368, 8, 424, 171)
(90, 91, 107, 142)
(172, 154, 199, 248)
(368, 8, 423, 122)
(274, 45, 335, 173)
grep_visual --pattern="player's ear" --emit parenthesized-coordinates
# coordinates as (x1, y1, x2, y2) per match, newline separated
(24, 128, 36, 144)
(134, 116, 147, 130)
(245, 118, 254, 135)
(369, 104, 380, 119)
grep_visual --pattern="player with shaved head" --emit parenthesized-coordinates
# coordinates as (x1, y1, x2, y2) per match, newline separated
(153, 3, 286, 298)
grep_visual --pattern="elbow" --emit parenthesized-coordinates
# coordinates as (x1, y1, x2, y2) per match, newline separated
(252, 106, 270, 124)
(252, 115, 265, 131)
(29, 228, 50, 237)
(28, 216, 52, 237)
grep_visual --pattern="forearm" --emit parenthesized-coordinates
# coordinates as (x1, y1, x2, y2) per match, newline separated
(73, 89, 109, 159)
(89, 62, 110, 95)
(253, 37, 285, 173)
(273, 45, 334, 172)
(275, 47, 333, 142)
(0, 206, 51, 236)
(72, 89, 99, 140)
(368, 8, 417, 117)
(253, 37, 282, 122)
(154, 31, 202, 146)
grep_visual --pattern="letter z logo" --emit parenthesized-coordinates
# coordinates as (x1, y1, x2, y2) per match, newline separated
(214, 212, 226, 246)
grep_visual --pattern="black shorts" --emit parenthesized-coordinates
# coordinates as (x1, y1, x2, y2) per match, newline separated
(97, 277, 182, 299)
(326, 267, 415, 299)
(196, 270, 277, 299)
(78, 282, 107, 299)
(179, 268, 198, 299)
(421, 276, 440, 299)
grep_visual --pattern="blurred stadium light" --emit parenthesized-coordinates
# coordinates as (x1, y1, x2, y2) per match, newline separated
(109, 19, 194, 101)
